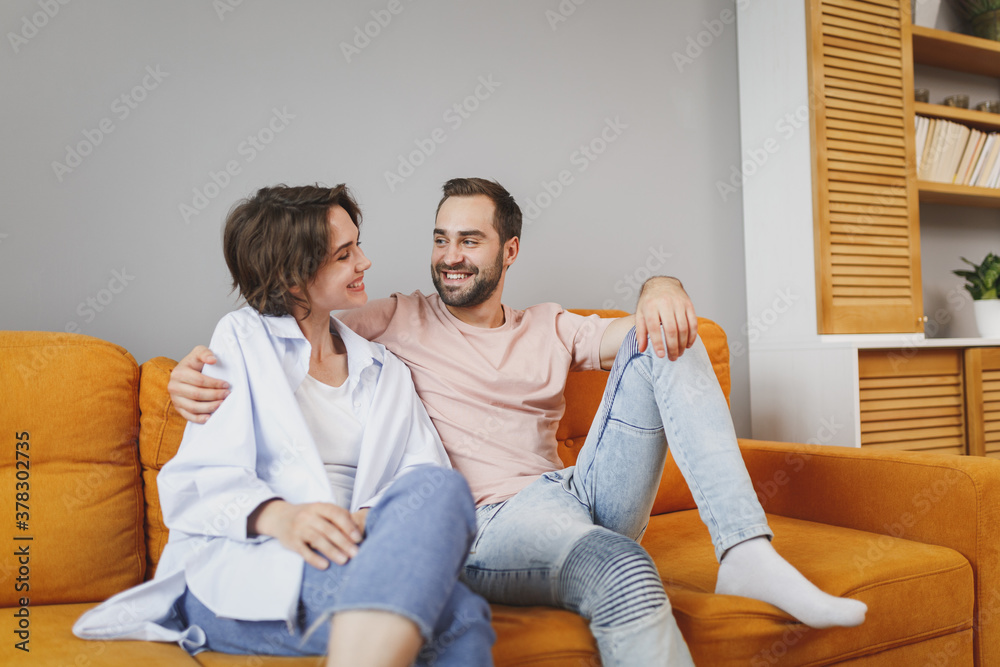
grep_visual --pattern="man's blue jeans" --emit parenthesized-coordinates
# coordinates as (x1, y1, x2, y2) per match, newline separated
(178, 467, 495, 665)
(462, 330, 771, 666)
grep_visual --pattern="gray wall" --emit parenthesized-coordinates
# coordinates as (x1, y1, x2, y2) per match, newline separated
(1, 1, 752, 434)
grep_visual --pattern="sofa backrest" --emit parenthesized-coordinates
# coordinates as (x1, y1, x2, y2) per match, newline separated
(0, 331, 146, 602)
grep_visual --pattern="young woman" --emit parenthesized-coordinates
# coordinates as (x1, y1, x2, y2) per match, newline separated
(74, 185, 494, 666)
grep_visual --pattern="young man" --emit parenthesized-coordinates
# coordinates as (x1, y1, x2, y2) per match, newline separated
(170, 178, 866, 665)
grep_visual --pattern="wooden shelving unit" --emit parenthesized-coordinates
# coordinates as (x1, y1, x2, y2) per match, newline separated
(914, 101, 1000, 131)
(912, 26, 1000, 207)
(912, 25, 1000, 78)
(918, 181, 1000, 207)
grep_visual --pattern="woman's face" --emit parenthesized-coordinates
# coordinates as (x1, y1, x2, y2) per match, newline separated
(302, 204, 371, 314)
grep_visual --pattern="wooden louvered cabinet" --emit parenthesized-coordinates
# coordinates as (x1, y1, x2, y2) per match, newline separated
(806, 0, 924, 334)
(858, 348, 967, 455)
(965, 348, 1000, 458)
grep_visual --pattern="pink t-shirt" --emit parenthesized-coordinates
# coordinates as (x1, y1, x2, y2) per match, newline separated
(339, 291, 613, 505)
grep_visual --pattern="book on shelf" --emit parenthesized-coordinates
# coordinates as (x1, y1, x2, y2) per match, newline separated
(916, 115, 1000, 189)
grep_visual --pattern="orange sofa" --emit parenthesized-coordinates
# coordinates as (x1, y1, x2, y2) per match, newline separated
(3, 315, 1000, 666)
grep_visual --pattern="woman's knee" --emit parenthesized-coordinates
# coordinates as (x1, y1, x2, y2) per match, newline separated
(378, 467, 476, 533)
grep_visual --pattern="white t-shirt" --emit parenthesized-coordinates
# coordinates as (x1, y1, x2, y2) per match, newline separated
(294, 372, 364, 508)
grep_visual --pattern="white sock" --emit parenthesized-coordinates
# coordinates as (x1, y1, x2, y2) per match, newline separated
(714, 536, 867, 629)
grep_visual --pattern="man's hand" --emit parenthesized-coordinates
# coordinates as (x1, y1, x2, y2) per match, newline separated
(250, 499, 364, 570)
(635, 277, 698, 361)
(167, 345, 230, 423)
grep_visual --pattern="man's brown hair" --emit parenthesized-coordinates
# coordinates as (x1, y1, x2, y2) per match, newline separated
(222, 184, 362, 318)
(436, 178, 522, 244)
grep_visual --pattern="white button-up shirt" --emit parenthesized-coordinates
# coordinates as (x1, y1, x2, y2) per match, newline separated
(74, 307, 449, 645)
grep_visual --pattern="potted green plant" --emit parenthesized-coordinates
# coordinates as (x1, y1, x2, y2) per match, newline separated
(954, 252, 1000, 337)
(949, 0, 1000, 41)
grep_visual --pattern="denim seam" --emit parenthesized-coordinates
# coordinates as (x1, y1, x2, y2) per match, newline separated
(713, 522, 775, 562)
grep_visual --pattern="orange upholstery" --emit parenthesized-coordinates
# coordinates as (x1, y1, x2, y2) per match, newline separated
(2, 323, 999, 666)
(137, 356, 189, 579)
(0, 332, 145, 606)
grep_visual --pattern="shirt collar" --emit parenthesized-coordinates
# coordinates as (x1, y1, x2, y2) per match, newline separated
(260, 310, 381, 374)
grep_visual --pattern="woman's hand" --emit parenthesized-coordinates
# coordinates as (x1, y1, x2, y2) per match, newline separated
(250, 499, 364, 570)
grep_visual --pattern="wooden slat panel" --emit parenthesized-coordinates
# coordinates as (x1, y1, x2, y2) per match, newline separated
(828, 117, 905, 136)
(825, 76, 903, 99)
(827, 130, 906, 148)
(862, 425, 964, 444)
(861, 384, 960, 400)
(832, 256, 911, 268)
(858, 348, 965, 455)
(822, 15, 902, 41)
(828, 170, 905, 186)
(824, 57, 903, 83)
(823, 40, 902, 67)
(823, 2, 899, 31)
(833, 277, 912, 289)
(827, 139, 905, 157)
(858, 406, 962, 421)
(809, 0, 922, 333)
(860, 374, 963, 389)
(827, 160, 907, 177)
(834, 264, 915, 277)
(862, 415, 963, 432)
(825, 0, 898, 20)
(859, 439, 964, 453)
(829, 224, 912, 237)
(828, 179, 907, 194)
(826, 106, 905, 127)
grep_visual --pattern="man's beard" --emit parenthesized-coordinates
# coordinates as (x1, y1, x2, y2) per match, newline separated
(432, 250, 504, 308)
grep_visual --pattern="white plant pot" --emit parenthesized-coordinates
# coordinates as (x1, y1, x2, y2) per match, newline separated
(974, 300, 1000, 338)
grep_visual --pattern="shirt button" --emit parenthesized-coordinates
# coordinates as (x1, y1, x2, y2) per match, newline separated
(354, 401, 361, 408)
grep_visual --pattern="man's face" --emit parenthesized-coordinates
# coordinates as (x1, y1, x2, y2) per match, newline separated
(431, 195, 505, 308)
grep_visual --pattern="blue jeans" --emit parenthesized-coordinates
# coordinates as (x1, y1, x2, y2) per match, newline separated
(179, 467, 495, 666)
(462, 330, 771, 666)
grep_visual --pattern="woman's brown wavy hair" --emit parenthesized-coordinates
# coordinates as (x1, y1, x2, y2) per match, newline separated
(223, 184, 362, 318)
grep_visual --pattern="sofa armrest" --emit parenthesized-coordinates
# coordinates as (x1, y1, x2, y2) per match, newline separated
(738, 438, 1000, 666)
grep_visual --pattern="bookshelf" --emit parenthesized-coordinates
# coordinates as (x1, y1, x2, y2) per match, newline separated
(918, 181, 1000, 208)
(911, 25, 1000, 78)
(912, 26, 1000, 207)
(913, 102, 1000, 132)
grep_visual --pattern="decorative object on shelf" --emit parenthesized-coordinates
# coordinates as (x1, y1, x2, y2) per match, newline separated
(948, 0, 1000, 40)
(955, 253, 1000, 336)
(978, 100, 1000, 113)
(915, 88, 930, 103)
(945, 94, 971, 108)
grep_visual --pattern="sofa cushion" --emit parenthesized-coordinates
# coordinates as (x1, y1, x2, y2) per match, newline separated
(189, 605, 598, 667)
(138, 356, 188, 578)
(0, 602, 201, 666)
(642, 511, 974, 665)
(0, 332, 145, 606)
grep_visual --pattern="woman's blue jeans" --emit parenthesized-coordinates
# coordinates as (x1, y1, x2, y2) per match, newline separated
(179, 467, 495, 665)
(462, 330, 771, 666)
